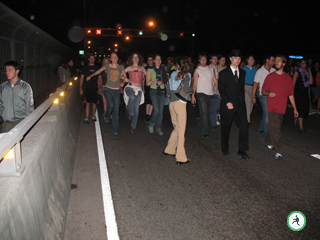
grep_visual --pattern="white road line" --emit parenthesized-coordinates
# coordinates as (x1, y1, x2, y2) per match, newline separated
(311, 154, 320, 159)
(94, 110, 120, 240)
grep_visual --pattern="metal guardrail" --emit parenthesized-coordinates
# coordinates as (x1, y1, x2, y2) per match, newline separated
(0, 2, 76, 102)
(0, 81, 75, 176)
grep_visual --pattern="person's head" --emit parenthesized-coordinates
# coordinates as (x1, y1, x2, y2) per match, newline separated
(5, 61, 21, 81)
(209, 54, 218, 65)
(229, 49, 242, 68)
(87, 54, 95, 65)
(154, 54, 162, 67)
(128, 52, 143, 66)
(188, 57, 192, 63)
(198, 53, 207, 66)
(264, 54, 275, 68)
(147, 54, 154, 66)
(246, 55, 255, 67)
(110, 52, 118, 64)
(102, 57, 109, 66)
(274, 55, 287, 71)
(299, 59, 307, 70)
(67, 59, 74, 67)
(308, 58, 313, 67)
(218, 55, 226, 66)
(167, 58, 172, 66)
(175, 57, 190, 80)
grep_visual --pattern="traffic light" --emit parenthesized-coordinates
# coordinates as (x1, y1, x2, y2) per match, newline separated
(180, 32, 184, 37)
(117, 30, 123, 35)
(96, 29, 102, 35)
(139, 31, 143, 36)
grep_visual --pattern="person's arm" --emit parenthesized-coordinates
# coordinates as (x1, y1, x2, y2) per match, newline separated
(26, 84, 34, 114)
(218, 71, 233, 109)
(309, 69, 313, 85)
(212, 70, 218, 90)
(289, 95, 299, 118)
(146, 70, 152, 86)
(262, 90, 276, 97)
(0, 90, 3, 117)
(191, 70, 199, 104)
(292, 71, 298, 88)
(97, 75, 103, 94)
(86, 66, 106, 81)
(252, 82, 259, 104)
(80, 74, 84, 95)
(122, 66, 131, 83)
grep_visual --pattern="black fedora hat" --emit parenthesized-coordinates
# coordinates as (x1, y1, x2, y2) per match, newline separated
(229, 49, 242, 57)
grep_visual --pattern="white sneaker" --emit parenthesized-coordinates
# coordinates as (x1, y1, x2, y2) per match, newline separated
(158, 131, 164, 136)
(148, 126, 153, 134)
(275, 153, 283, 160)
(267, 145, 275, 150)
(217, 121, 220, 126)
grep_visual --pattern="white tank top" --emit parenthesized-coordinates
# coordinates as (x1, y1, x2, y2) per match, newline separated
(196, 66, 214, 95)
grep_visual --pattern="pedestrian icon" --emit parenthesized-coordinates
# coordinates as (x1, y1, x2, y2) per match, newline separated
(287, 211, 306, 231)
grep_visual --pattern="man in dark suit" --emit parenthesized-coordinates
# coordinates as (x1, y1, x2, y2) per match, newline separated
(218, 49, 249, 159)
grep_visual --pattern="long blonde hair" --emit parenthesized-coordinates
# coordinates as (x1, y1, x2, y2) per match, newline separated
(175, 58, 190, 80)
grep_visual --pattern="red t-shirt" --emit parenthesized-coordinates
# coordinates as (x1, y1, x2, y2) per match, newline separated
(262, 72, 294, 114)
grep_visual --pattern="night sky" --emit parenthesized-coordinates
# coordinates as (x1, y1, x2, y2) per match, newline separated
(2, 0, 319, 60)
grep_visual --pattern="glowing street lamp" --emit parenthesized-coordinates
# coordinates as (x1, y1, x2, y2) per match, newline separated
(115, 44, 118, 47)
(149, 21, 154, 26)
(126, 36, 130, 40)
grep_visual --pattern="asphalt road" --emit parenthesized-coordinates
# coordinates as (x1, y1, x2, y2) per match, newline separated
(98, 100, 320, 240)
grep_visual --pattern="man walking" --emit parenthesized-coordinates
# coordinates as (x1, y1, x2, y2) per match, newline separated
(191, 53, 217, 138)
(208, 54, 222, 130)
(218, 49, 249, 159)
(0, 61, 34, 132)
(242, 55, 257, 124)
(262, 55, 298, 160)
(252, 55, 275, 138)
(79, 54, 102, 123)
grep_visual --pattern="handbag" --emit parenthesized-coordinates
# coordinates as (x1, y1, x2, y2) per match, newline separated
(174, 78, 192, 102)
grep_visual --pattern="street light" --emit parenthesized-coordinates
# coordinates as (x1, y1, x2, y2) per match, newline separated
(88, 40, 91, 44)
(115, 44, 118, 47)
(126, 36, 130, 40)
(149, 21, 154, 26)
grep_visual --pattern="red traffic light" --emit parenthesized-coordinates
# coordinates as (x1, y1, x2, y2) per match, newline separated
(180, 32, 184, 37)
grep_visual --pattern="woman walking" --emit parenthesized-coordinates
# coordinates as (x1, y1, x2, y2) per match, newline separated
(163, 58, 193, 165)
(122, 53, 146, 134)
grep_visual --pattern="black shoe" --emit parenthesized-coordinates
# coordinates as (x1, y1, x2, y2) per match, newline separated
(237, 151, 250, 159)
(259, 130, 264, 134)
(202, 133, 209, 138)
(222, 150, 230, 156)
(176, 159, 190, 165)
(211, 126, 218, 130)
(131, 128, 136, 134)
(162, 151, 175, 157)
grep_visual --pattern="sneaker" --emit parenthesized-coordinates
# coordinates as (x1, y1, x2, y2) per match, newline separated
(92, 116, 96, 122)
(104, 118, 110, 123)
(217, 121, 220, 126)
(202, 133, 210, 138)
(113, 134, 119, 139)
(275, 153, 283, 160)
(148, 126, 154, 134)
(263, 142, 274, 150)
(131, 128, 136, 134)
(211, 126, 218, 130)
(158, 131, 164, 136)
(267, 145, 275, 150)
(84, 118, 90, 124)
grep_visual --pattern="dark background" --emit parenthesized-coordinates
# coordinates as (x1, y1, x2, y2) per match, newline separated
(2, 0, 319, 60)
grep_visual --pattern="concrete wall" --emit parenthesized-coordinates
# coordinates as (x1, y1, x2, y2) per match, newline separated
(0, 82, 82, 239)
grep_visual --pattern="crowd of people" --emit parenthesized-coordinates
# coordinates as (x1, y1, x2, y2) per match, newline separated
(74, 50, 320, 163)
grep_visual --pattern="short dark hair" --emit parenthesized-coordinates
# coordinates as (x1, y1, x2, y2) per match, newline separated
(147, 54, 154, 59)
(209, 54, 218, 59)
(5, 61, 21, 71)
(198, 53, 207, 60)
(218, 55, 225, 60)
(246, 55, 254, 61)
(276, 54, 287, 64)
(264, 54, 275, 61)
(154, 54, 161, 60)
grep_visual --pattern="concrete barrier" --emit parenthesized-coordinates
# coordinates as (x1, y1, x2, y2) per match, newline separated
(0, 82, 82, 239)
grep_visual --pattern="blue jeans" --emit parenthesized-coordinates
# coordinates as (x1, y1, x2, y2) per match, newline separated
(196, 93, 215, 135)
(103, 87, 120, 135)
(258, 95, 269, 138)
(125, 87, 142, 129)
(210, 94, 221, 127)
(149, 89, 166, 133)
